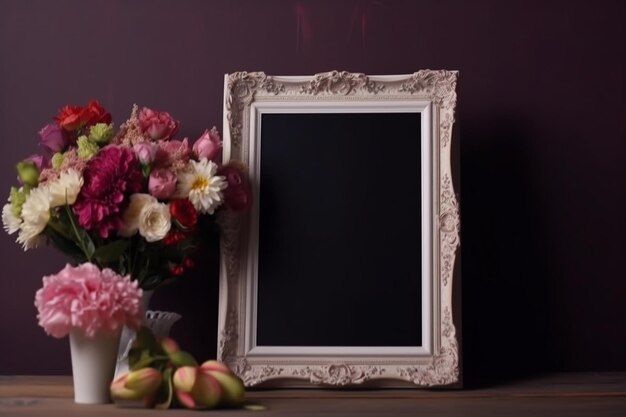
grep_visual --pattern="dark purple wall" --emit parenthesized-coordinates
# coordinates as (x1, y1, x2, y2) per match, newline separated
(1, 0, 625, 383)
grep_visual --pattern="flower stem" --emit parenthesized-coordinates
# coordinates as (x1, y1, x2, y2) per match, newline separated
(64, 204, 92, 263)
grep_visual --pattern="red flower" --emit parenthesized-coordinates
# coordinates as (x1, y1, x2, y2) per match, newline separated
(54, 100, 111, 132)
(218, 163, 252, 212)
(83, 100, 112, 126)
(55, 105, 84, 131)
(169, 199, 198, 230)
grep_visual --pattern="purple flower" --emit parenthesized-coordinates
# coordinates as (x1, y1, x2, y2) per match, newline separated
(39, 124, 69, 153)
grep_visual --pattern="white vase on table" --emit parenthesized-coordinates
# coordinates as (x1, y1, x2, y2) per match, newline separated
(69, 328, 122, 404)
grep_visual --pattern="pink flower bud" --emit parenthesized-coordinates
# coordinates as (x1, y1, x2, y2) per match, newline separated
(192, 127, 222, 162)
(133, 142, 157, 165)
(125, 368, 162, 394)
(200, 361, 245, 406)
(173, 366, 197, 393)
(110, 368, 161, 402)
(173, 366, 222, 409)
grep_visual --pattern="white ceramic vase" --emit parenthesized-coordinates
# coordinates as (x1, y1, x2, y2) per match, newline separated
(69, 328, 122, 404)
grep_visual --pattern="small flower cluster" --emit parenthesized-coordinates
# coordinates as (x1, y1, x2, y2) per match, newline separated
(34, 263, 143, 338)
(110, 328, 245, 410)
(3, 101, 251, 289)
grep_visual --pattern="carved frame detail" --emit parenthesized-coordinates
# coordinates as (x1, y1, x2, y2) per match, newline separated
(218, 70, 460, 388)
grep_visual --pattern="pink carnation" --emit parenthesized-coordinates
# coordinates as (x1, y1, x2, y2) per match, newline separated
(73, 146, 143, 238)
(138, 107, 179, 141)
(34, 263, 143, 338)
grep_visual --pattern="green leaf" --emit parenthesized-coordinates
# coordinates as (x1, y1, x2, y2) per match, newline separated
(168, 351, 198, 367)
(155, 368, 174, 410)
(63, 205, 95, 261)
(129, 349, 155, 371)
(93, 240, 129, 265)
(134, 326, 159, 352)
(43, 227, 86, 262)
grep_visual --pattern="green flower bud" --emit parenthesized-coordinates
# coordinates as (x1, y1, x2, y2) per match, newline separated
(51, 152, 65, 169)
(77, 136, 99, 160)
(89, 123, 114, 144)
(16, 161, 39, 187)
(9, 187, 27, 218)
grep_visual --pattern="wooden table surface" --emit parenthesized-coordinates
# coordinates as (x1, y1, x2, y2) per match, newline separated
(1, 373, 625, 416)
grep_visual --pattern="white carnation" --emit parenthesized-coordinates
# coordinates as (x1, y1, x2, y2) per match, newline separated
(17, 187, 51, 251)
(2, 203, 21, 234)
(119, 193, 157, 237)
(138, 201, 171, 242)
(48, 169, 84, 207)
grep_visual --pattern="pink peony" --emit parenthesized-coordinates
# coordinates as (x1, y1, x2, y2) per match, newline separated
(138, 107, 179, 141)
(73, 146, 143, 238)
(218, 163, 252, 213)
(192, 128, 222, 162)
(34, 263, 143, 338)
(154, 139, 191, 171)
(148, 168, 177, 200)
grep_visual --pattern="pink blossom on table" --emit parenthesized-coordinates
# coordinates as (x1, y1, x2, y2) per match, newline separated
(39, 124, 69, 153)
(138, 107, 179, 141)
(192, 127, 222, 162)
(154, 139, 191, 171)
(34, 263, 143, 339)
(218, 163, 252, 213)
(72, 146, 143, 238)
(148, 168, 177, 200)
(133, 142, 158, 165)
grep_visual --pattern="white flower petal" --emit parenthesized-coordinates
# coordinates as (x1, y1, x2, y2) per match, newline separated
(2, 203, 21, 234)
(119, 193, 157, 237)
(176, 158, 227, 214)
(48, 169, 84, 207)
(18, 187, 51, 251)
(138, 202, 171, 242)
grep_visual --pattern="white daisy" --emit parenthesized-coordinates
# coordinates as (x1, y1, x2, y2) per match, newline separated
(48, 169, 84, 207)
(2, 203, 22, 234)
(17, 187, 51, 251)
(177, 158, 227, 214)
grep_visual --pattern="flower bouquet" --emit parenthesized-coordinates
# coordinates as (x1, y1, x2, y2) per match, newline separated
(3, 100, 251, 289)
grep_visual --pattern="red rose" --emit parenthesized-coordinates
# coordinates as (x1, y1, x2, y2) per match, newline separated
(82, 100, 112, 126)
(169, 199, 198, 230)
(55, 105, 84, 131)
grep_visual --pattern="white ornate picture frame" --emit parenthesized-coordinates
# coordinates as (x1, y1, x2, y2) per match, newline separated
(218, 70, 460, 388)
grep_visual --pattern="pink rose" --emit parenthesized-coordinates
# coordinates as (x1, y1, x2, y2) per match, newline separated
(133, 142, 157, 165)
(138, 107, 179, 141)
(149, 169, 177, 200)
(39, 123, 69, 153)
(193, 127, 222, 162)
